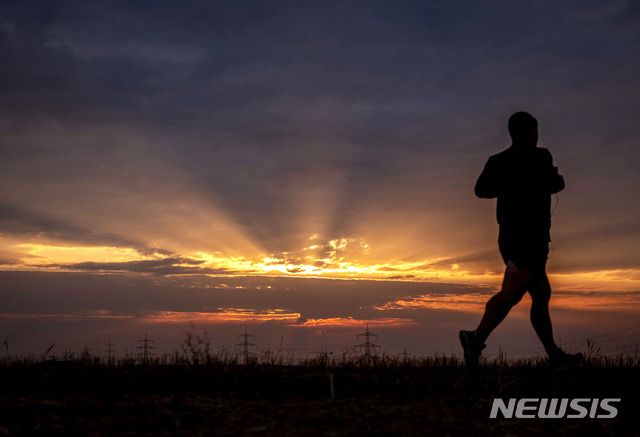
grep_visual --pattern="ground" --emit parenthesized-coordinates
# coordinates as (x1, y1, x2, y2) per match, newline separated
(0, 358, 638, 436)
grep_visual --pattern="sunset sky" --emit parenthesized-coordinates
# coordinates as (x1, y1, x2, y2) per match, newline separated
(1, 0, 639, 359)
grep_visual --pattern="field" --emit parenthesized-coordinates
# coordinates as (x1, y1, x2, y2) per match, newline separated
(1, 352, 638, 437)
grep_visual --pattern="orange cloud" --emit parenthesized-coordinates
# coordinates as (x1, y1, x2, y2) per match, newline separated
(550, 292, 640, 312)
(371, 291, 640, 314)
(372, 293, 491, 312)
(551, 270, 640, 292)
(139, 309, 301, 324)
(292, 317, 418, 328)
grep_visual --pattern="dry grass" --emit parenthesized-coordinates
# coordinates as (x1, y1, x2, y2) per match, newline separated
(0, 332, 638, 436)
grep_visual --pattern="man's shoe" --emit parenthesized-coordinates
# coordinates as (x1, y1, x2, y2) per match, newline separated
(549, 350, 584, 371)
(459, 330, 486, 368)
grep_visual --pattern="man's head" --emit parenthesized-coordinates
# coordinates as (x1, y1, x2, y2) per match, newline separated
(508, 111, 538, 146)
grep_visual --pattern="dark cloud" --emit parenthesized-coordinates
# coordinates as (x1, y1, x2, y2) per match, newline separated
(0, 270, 478, 323)
(386, 274, 416, 280)
(49, 257, 239, 275)
(1, 271, 638, 356)
(0, 202, 149, 249)
(2, 0, 636, 133)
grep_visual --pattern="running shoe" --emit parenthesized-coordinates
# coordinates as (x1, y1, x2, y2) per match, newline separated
(549, 350, 584, 371)
(459, 330, 486, 368)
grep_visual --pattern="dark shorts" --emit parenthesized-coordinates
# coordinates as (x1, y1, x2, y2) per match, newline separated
(498, 234, 549, 272)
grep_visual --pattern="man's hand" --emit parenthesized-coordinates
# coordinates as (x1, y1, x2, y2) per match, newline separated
(554, 166, 564, 182)
(551, 166, 565, 193)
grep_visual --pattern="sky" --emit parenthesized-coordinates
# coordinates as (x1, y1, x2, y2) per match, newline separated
(1, 0, 639, 359)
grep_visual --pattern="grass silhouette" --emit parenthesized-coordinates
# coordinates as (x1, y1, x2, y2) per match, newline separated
(0, 340, 637, 436)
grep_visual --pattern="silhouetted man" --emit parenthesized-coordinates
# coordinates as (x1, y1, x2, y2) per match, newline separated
(460, 112, 583, 369)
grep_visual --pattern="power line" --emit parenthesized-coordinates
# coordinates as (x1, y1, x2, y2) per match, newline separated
(597, 339, 640, 355)
(255, 338, 358, 351)
(376, 340, 446, 355)
(504, 324, 640, 355)
(589, 323, 640, 340)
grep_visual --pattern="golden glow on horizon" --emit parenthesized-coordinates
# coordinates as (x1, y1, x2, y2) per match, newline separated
(193, 251, 257, 272)
(4, 239, 503, 283)
(3, 240, 640, 292)
(13, 243, 159, 266)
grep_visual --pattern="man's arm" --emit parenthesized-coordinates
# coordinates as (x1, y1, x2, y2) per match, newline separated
(475, 156, 500, 198)
(543, 149, 565, 194)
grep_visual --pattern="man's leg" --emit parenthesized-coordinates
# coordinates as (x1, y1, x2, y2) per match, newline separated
(477, 260, 531, 336)
(528, 271, 584, 369)
(460, 260, 530, 367)
(527, 272, 560, 355)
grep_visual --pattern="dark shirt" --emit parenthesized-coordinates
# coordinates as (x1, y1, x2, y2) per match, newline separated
(475, 144, 565, 242)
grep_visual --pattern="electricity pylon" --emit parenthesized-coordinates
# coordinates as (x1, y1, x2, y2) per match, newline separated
(235, 328, 257, 364)
(137, 333, 156, 365)
(355, 325, 380, 361)
(104, 340, 116, 365)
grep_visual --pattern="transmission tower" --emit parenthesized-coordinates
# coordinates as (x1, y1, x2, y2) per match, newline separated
(104, 340, 116, 365)
(355, 325, 380, 360)
(235, 328, 257, 364)
(81, 344, 92, 363)
(137, 333, 156, 365)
